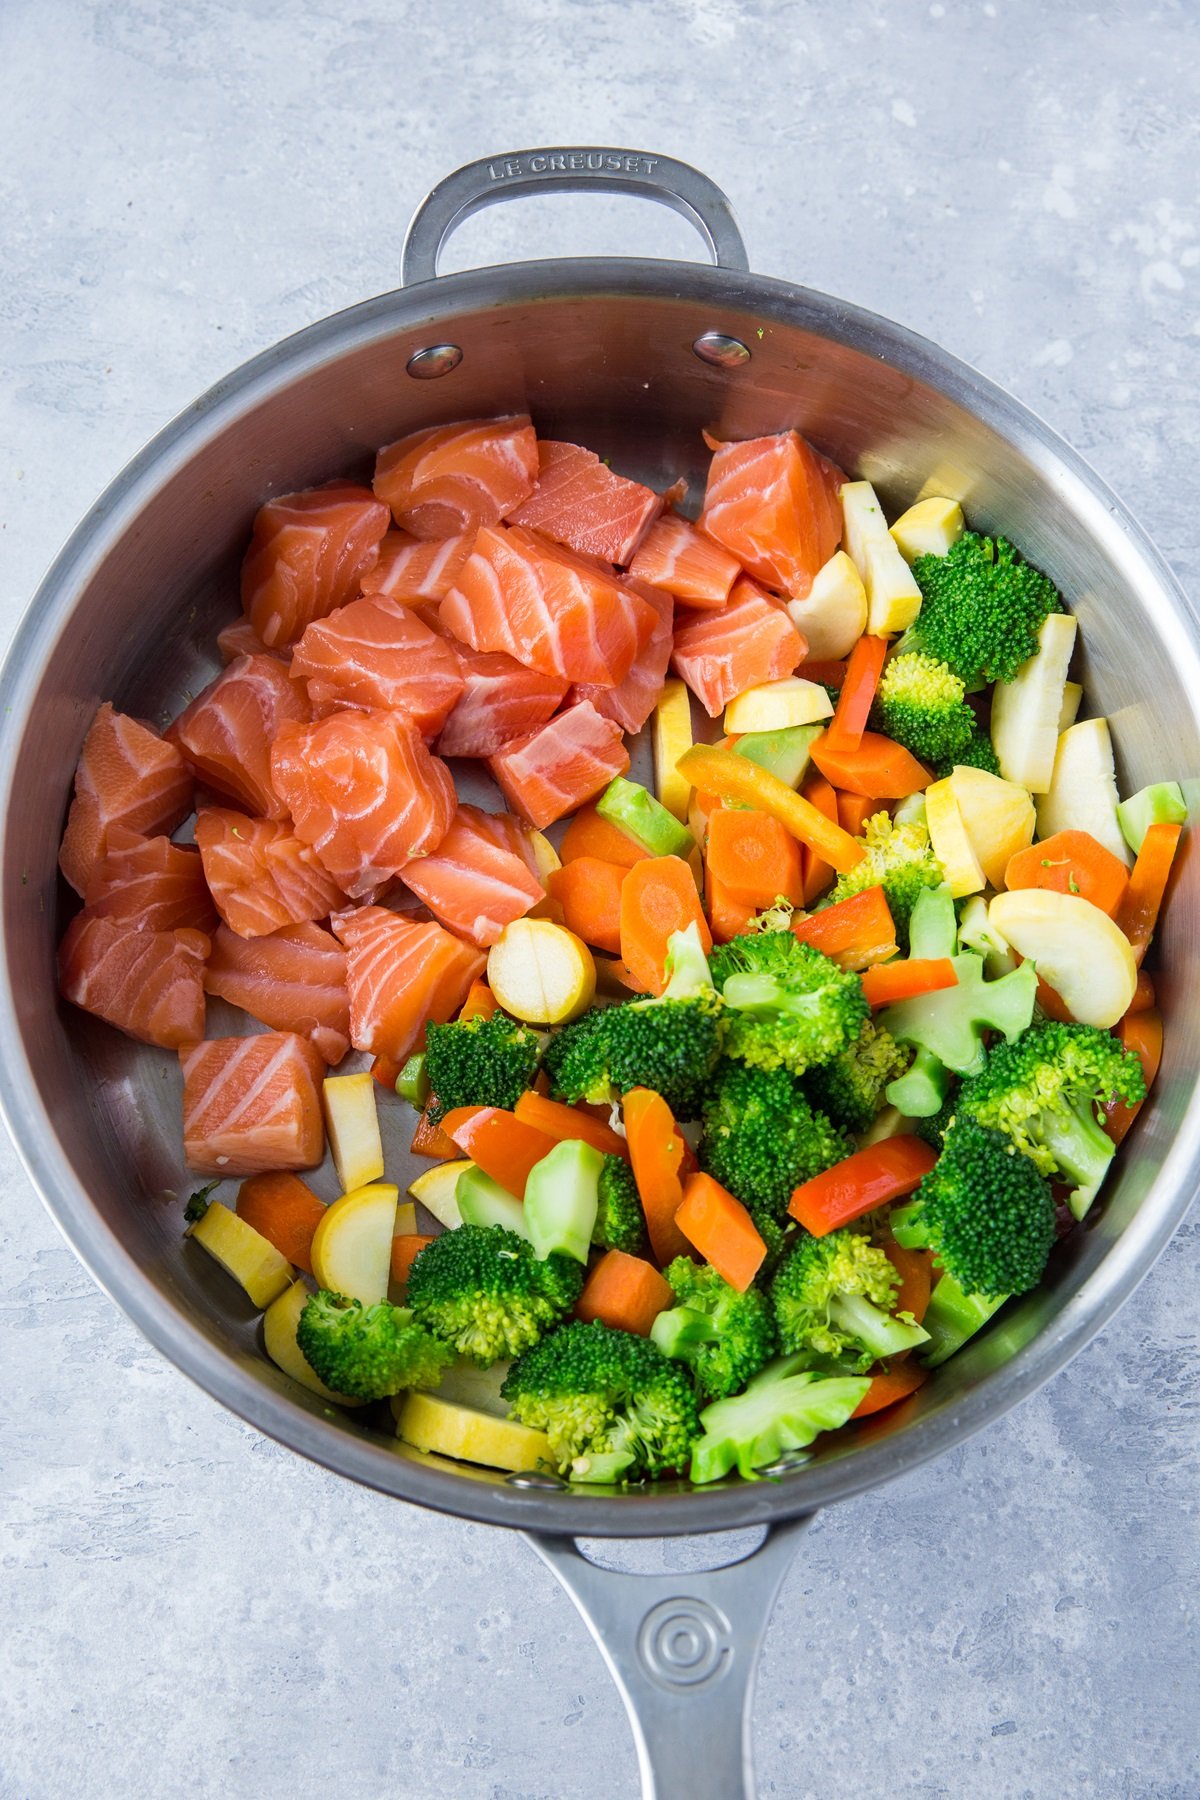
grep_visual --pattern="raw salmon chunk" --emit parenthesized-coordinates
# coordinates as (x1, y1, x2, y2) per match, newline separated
(628, 515, 742, 608)
(440, 524, 657, 688)
(59, 703, 193, 897)
(373, 416, 538, 540)
(570, 580, 674, 736)
(505, 440, 663, 564)
(168, 655, 308, 821)
(84, 827, 217, 934)
(487, 700, 630, 829)
(204, 922, 350, 1065)
(194, 808, 346, 939)
(360, 529, 475, 604)
(180, 1031, 325, 1175)
(59, 913, 208, 1049)
(241, 481, 390, 650)
(331, 907, 485, 1062)
(270, 710, 456, 899)
(437, 642, 567, 760)
(290, 593, 464, 733)
(700, 432, 842, 600)
(217, 619, 291, 664)
(400, 805, 544, 947)
(671, 578, 805, 717)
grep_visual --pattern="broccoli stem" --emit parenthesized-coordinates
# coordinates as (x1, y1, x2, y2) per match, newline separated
(827, 1292, 930, 1360)
(921, 1275, 1007, 1366)
(887, 1046, 952, 1118)
(908, 884, 957, 959)
(722, 971, 822, 1018)
(523, 1139, 603, 1263)
(650, 1306, 718, 1362)
(1037, 1100, 1116, 1220)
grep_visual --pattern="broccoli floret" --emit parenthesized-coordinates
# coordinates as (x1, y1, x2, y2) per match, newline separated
(688, 1355, 870, 1483)
(423, 1011, 542, 1125)
(183, 1180, 218, 1224)
(406, 1224, 582, 1367)
(650, 1258, 777, 1399)
(821, 812, 944, 946)
(805, 1018, 907, 1133)
(915, 1089, 958, 1152)
(933, 723, 1001, 781)
(592, 1154, 648, 1257)
(700, 1059, 851, 1219)
(296, 1290, 454, 1401)
(891, 1117, 1056, 1299)
(770, 1229, 929, 1371)
(955, 1021, 1146, 1219)
(906, 532, 1063, 687)
(708, 930, 868, 1079)
(501, 1319, 700, 1483)
(873, 652, 976, 766)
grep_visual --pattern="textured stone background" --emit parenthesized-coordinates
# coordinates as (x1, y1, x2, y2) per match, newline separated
(2, 3, 1198, 1796)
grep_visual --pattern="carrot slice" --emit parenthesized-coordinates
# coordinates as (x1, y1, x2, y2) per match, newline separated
(674, 1171, 767, 1292)
(514, 1091, 630, 1159)
(560, 804, 649, 868)
(836, 790, 880, 839)
(810, 729, 932, 800)
(881, 1240, 933, 1326)
(236, 1172, 326, 1275)
(800, 774, 840, 904)
(1114, 822, 1183, 962)
(623, 1087, 693, 1266)
(547, 857, 628, 954)
(619, 855, 711, 996)
(576, 1249, 674, 1335)
(390, 1233, 435, 1289)
(458, 979, 499, 1022)
(791, 885, 899, 971)
(676, 743, 864, 873)
(1105, 1008, 1163, 1145)
(1127, 970, 1156, 1015)
(706, 807, 805, 908)
(825, 635, 888, 753)
(440, 1105, 559, 1199)
(705, 866, 758, 944)
(860, 957, 958, 1009)
(410, 1107, 458, 1159)
(789, 1138, 938, 1235)
(1004, 829, 1129, 917)
(851, 1362, 929, 1419)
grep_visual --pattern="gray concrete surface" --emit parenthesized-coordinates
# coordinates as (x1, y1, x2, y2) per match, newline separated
(2, 2, 1198, 1796)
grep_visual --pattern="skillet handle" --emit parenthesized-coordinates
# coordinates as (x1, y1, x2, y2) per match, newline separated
(523, 1515, 813, 1799)
(401, 147, 749, 285)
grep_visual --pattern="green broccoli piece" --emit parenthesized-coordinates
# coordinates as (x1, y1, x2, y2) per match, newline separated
(700, 1059, 851, 1219)
(820, 811, 945, 946)
(183, 1180, 218, 1224)
(592, 1154, 648, 1257)
(296, 1290, 454, 1401)
(914, 1089, 958, 1153)
(708, 930, 868, 1079)
(891, 1116, 1056, 1300)
(688, 1355, 870, 1484)
(423, 1011, 542, 1125)
(933, 723, 1001, 781)
(873, 651, 976, 767)
(805, 1017, 907, 1133)
(770, 1229, 929, 1371)
(501, 1319, 700, 1483)
(406, 1224, 583, 1367)
(650, 1258, 777, 1399)
(906, 532, 1063, 687)
(955, 1021, 1146, 1219)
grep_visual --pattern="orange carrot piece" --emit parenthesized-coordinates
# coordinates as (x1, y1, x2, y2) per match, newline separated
(1036, 974, 1075, 1023)
(800, 773, 840, 905)
(410, 1107, 458, 1159)
(705, 866, 758, 944)
(371, 1052, 403, 1090)
(791, 885, 899, 971)
(810, 729, 932, 799)
(836, 790, 880, 838)
(390, 1233, 435, 1289)
(706, 807, 805, 907)
(458, 979, 498, 1022)
(1115, 822, 1183, 961)
(576, 1249, 674, 1335)
(797, 658, 848, 690)
(1127, 970, 1156, 1015)
(560, 804, 649, 868)
(547, 857, 628, 954)
(1004, 829, 1129, 918)
(1105, 1008, 1163, 1145)
(440, 1105, 560, 1199)
(236, 1172, 326, 1275)
(594, 953, 648, 995)
(514, 1091, 630, 1159)
(851, 1362, 929, 1419)
(619, 855, 711, 997)
(623, 1087, 693, 1266)
(860, 957, 958, 1009)
(825, 635, 888, 753)
(882, 1241, 933, 1327)
(789, 1137, 938, 1236)
(674, 1171, 767, 1292)
(676, 743, 864, 873)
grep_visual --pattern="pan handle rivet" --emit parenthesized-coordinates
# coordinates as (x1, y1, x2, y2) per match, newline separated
(407, 343, 464, 379)
(505, 1469, 569, 1490)
(692, 331, 751, 368)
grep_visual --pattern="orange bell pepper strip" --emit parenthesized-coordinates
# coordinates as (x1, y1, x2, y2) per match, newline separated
(825, 634, 888, 753)
(860, 957, 958, 1009)
(881, 1240, 933, 1327)
(851, 1362, 929, 1419)
(410, 1107, 459, 1159)
(791, 885, 899, 971)
(390, 1233, 435, 1289)
(706, 807, 805, 908)
(810, 729, 932, 800)
(1004, 829, 1130, 917)
(623, 1087, 694, 1266)
(440, 1105, 559, 1199)
(1104, 1008, 1163, 1146)
(458, 979, 499, 1022)
(514, 1091, 630, 1160)
(800, 774, 840, 905)
(676, 743, 864, 874)
(1114, 822, 1183, 962)
(674, 1171, 767, 1292)
(236, 1172, 326, 1275)
(619, 855, 711, 996)
(576, 1250, 674, 1335)
(789, 1137, 938, 1236)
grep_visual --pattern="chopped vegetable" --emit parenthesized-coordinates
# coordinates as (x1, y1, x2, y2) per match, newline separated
(396, 1390, 553, 1473)
(710, 928, 868, 1079)
(873, 650, 976, 766)
(592, 1153, 649, 1256)
(792, 885, 899, 971)
(725, 676, 834, 734)
(619, 855, 711, 997)
(674, 1171, 767, 1292)
(523, 1138, 603, 1263)
(1004, 829, 1129, 917)
(821, 810, 944, 946)
(623, 1086, 693, 1266)
(514, 1091, 629, 1160)
(923, 778, 985, 897)
(787, 1136, 937, 1236)
(990, 612, 1077, 793)
(860, 958, 958, 1009)
(546, 857, 627, 953)
(988, 888, 1137, 1027)
(700, 1058, 850, 1234)
(560, 803, 649, 868)
(1117, 781, 1188, 856)
(487, 918, 597, 1024)
(296, 1290, 452, 1401)
(406, 1223, 583, 1366)
(322, 1072, 385, 1195)
(263, 1279, 364, 1404)
(906, 531, 1063, 685)
(805, 1017, 907, 1133)
(688, 1358, 870, 1483)
(888, 495, 964, 563)
(455, 1164, 532, 1237)
(309, 1182, 399, 1306)
(188, 1199, 294, 1309)
(840, 480, 923, 635)
(1035, 717, 1130, 867)
(440, 1105, 559, 1200)
(236, 1171, 326, 1276)
(810, 728, 931, 800)
(943, 764, 1036, 889)
(730, 722, 822, 789)
(598, 774, 695, 859)
(676, 742, 865, 872)
(407, 1158, 470, 1230)
(577, 1250, 674, 1336)
(424, 1010, 542, 1124)
(786, 550, 868, 659)
(1105, 1009, 1163, 1145)
(770, 1228, 929, 1369)
(1114, 821, 1183, 962)
(706, 807, 805, 909)
(651, 1257, 777, 1398)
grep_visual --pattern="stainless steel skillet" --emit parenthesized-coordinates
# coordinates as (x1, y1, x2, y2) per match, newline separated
(1, 149, 1196, 1798)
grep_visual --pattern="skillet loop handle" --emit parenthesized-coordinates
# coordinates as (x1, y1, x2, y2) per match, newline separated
(401, 147, 749, 285)
(523, 1514, 813, 1800)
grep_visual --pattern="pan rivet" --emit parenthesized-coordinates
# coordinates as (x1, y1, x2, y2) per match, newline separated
(407, 343, 464, 379)
(505, 1470, 569, 1490)
(692, 331, 751, 368)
